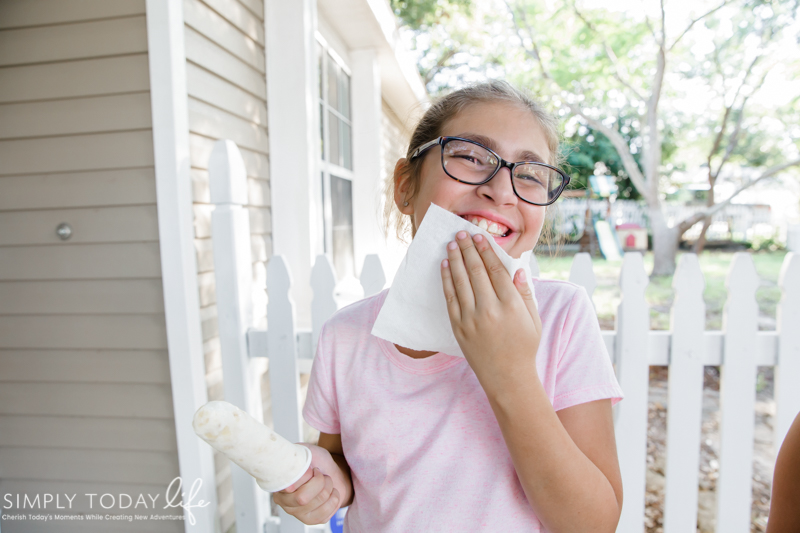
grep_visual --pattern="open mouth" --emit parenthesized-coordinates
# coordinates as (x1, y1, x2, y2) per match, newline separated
(460, 215, 512, 238)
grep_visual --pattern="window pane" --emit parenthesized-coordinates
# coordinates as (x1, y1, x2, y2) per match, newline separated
(328, 111, 340, 167)
(327, 53, 338, 109)
(321, 172, 327, 253)
(317, 42, 323, 99)
(340, 72, 351, 119)
(331, 175, 354, 279)
(342, 121, 352, 170)
(320, 103, 325, 159)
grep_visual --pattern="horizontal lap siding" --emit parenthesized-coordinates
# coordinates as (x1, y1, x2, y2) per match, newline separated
(0, 3, 179, 531)
(183, 1, 268, 530)
(381, 99, 410, 184)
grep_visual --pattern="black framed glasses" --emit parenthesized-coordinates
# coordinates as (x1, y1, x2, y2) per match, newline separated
(410, 136, 570, 206)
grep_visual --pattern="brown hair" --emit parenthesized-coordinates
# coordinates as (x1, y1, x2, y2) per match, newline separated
(383, 80, 562, 248)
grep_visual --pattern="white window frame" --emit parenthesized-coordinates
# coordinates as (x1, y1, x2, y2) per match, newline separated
(317, 33, 355, 275)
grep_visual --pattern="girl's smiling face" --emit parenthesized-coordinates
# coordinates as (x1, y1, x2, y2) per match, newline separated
(395, 101, 551, 259)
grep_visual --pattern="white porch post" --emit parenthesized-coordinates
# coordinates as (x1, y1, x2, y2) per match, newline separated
(145, 1, 218, 532)
(350, 48, 385, 277)
(265, 0, 320, 330)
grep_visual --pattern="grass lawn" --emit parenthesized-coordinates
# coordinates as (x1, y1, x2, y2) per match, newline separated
(536, 250, 789, 331)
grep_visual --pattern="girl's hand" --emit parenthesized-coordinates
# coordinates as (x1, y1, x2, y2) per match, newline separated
(441, 231, 542, 391)
(272, 444, 342, 525)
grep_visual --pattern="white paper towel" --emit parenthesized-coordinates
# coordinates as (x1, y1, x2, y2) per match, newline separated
(371, 203, 537, 358)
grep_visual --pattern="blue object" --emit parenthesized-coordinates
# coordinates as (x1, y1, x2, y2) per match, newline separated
(329, 507, 348, 533)
(588, 175, 618, 198)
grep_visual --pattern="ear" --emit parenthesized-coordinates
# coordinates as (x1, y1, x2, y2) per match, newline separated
(393, 158, 414, 215)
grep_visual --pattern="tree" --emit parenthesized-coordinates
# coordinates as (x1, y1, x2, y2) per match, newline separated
(394, 0, 800, 275)
(507, 0, 800, 274)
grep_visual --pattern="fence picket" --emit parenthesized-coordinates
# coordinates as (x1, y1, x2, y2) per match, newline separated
(311, 254, 338, 352)
(361, 254, 387, 297)
(209, 139, 268, 531)
(715, 253, 760, 532)
(207, 141, 795, 533)
(267, 255, 310, 533)
(529, 252, 540, 278)
(663, 254, 705, 533)
(775, 253, 800, 453)
(613, 253, 650, 533)
(568, 252, 597, 308)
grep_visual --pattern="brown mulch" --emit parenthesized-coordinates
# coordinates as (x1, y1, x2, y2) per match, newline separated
(644, 366, 775, 533)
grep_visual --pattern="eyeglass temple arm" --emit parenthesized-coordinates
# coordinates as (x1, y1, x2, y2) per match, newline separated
(410, 138, 442, 159)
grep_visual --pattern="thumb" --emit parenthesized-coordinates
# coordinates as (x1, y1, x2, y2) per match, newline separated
(514, 269, 541, 331)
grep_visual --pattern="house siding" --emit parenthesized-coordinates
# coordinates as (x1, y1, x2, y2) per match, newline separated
(381, 98, 411, 193)
(0, 1, 182, 532)
(183, 0, 270, 531)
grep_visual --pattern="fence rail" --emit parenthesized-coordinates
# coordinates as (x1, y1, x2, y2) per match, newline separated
(209, 140, 799, 533)
(557, 199, 772, 242)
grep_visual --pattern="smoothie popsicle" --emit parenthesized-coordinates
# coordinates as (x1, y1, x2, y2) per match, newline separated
(192, 401, 312, 492)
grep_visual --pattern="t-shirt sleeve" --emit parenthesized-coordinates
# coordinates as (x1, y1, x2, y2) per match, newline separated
(553, 286, 624, 411)
(302, 322, 341, 434)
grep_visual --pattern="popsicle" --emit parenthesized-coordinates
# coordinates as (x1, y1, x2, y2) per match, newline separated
(192, 401, 312, 492)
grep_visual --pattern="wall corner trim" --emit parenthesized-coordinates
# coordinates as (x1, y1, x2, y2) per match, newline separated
(145, 1, 219, 531)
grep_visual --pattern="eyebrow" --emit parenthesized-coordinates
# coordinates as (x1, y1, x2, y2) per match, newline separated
(453, 133, 547, 164)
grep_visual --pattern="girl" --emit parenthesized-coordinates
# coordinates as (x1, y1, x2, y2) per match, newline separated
(274, 81, 624, 532)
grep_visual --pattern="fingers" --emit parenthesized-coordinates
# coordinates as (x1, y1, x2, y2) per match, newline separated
(513, 268, 542, 334)
(280, 465, 314, 494)
(274, 468, 340, 525)
(455, 232, 497, 301)
(441, 258, 461, 323)
(446, 232, 476, 311)
(471, 234, 517, 302)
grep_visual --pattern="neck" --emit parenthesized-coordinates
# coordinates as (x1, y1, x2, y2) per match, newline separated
(394, 344, 438, 359)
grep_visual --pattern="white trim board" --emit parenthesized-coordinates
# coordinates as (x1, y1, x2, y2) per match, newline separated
(146, 1, 218, 532)
(266, 0, 321, 330)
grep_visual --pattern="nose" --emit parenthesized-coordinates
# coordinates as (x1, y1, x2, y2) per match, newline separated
(476, 166, 518, 205)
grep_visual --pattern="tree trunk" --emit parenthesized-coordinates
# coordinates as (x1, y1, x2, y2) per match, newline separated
(650, 206, 681, 276)
(692, 217, 712, 253)
(692, 180, 716, 254)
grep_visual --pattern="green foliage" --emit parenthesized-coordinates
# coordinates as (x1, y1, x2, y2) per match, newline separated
(562, 119, 644, 199)
(390, 0, 472, 30)
(747, 235, 787, 253)
(392, 0, 800, 231)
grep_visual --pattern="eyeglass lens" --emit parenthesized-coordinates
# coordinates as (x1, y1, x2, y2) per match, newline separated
(442, 139, 564, 205)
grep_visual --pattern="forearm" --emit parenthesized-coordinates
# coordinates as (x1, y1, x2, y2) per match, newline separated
(329, 452, 354, 507)
(485, 369, 620, 533)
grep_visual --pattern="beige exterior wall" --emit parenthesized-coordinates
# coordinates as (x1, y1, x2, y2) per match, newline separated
(0, 1, 182, 532)
(381, 98, 413, 233)
(182, 0, 270, 530)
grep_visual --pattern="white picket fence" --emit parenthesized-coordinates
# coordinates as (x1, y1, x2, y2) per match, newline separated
(208, 140, 800, 533)
(557, 199, 772, 241)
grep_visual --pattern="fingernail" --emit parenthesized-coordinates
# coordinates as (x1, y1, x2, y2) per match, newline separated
(447, 241, 457, 250)
(442, 259, 449, 268)
(518, 270, 526, 282)
(456, 231, 467, 240)
(473, 234, 484, 243)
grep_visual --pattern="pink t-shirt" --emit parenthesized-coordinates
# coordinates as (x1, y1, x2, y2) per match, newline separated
(303, 279, 623, 532)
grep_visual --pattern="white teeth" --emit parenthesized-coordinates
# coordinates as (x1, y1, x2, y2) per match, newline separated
(465, 215, 508, 236)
